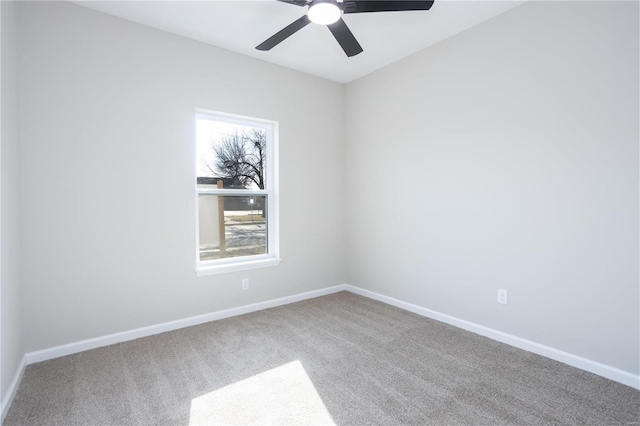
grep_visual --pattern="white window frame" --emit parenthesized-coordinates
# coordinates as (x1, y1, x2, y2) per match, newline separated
(195, 109, 280, 276)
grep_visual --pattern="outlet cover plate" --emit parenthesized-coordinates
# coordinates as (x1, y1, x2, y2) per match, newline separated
(497, 289, 508, 304)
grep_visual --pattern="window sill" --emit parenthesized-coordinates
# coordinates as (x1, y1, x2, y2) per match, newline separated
(196, 257, 280, 276)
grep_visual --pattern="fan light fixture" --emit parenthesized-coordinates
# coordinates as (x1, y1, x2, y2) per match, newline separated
(308, 2, 340, 25)
(256, 0, 435, 57)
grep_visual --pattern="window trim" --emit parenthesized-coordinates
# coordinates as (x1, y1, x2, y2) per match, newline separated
(195, 109, 280, 276)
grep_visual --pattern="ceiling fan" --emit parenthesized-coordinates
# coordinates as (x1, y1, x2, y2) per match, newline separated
(256, 0, 435, 57)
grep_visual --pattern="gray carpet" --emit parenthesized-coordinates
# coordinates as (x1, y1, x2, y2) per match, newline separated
(4, 291, 639, 425)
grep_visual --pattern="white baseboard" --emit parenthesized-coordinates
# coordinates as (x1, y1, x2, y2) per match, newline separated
(26, 284, 347, 365)
(8, 281, 637, 423)
(344, 284, 640, 390)
(1, 355, 26, 423)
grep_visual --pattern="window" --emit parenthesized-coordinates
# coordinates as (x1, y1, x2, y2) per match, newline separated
(195, 110, 279, 275)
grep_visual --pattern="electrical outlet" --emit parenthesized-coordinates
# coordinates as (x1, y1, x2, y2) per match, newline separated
(242, 278, 249, 291)
(497, 289, 508, 304)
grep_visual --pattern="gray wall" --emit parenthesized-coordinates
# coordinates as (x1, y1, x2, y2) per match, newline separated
(346, 1, 639, 374)
(5, 0, 638, 388)
(1, 0, 24, 402)
(18, 1, 346, 352)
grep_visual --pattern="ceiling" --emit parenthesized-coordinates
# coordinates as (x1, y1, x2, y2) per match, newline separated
(73, 0, 525, 83)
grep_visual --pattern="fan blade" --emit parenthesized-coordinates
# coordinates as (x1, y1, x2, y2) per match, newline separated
(256, 15, 312, 51)
(343, 0, 434, 14)
(276, 0, 308, 7)
(327, 18, 363, 57)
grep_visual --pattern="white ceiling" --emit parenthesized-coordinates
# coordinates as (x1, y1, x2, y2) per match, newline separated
(73, 0, 525, 83)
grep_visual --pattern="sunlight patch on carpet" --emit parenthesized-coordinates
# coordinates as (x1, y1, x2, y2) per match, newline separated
(189, 360, 336, 425)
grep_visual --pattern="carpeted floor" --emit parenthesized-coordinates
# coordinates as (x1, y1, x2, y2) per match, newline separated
(5, 291, 639, 425)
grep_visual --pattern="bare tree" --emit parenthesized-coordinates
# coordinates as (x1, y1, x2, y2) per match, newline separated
(205, 128, 266, 189)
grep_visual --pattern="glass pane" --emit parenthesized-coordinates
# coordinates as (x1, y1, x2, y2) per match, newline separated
(198, 194, 267, 261)
(197, 118, 267, 190)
